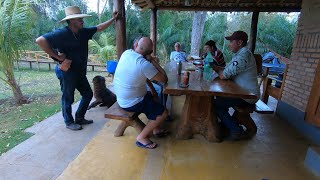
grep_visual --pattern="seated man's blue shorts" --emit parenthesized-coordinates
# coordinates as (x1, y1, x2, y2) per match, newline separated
(123, 92, 165, 120)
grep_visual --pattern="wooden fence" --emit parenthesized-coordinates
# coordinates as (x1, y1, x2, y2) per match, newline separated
(17, 51, 115, 71)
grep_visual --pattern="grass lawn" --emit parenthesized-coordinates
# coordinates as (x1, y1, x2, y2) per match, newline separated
(0, 66, 111, 155)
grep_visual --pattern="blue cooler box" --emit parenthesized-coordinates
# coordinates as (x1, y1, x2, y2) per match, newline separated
(106, 60, 118, 74)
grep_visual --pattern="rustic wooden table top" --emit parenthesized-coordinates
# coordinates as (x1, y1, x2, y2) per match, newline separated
(163, 62, 257, 99)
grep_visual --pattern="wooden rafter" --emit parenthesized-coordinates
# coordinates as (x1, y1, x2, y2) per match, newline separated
(131, 0, 302, 12)
(157, 6, 300, 12)
(145, 0, 155, 8)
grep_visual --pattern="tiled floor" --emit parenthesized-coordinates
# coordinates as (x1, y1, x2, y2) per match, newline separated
(58, 96, 318, 180)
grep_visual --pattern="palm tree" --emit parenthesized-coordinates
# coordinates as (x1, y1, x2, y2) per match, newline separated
(0, 0, 34, 105)
(89, 32, 116, 62)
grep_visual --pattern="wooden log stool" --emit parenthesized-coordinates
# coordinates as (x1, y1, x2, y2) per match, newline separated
(105, 102, 145, 137)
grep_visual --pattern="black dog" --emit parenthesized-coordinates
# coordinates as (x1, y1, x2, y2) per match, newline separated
(88, 76, 116, 110)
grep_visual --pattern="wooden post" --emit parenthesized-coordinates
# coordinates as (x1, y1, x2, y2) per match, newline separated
(16, 60, 20, 71)
(36, 54, 40, 71)
(150, 8, 157, 56)
(114, 0, 127, 59)
(249, 11, 259, 53)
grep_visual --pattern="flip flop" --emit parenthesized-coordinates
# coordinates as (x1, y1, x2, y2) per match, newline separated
(153, 129, 170, 138)
(136, 141, 158, 149)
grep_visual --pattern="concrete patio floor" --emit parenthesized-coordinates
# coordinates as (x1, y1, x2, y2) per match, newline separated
(0, 96, 318, 180)
(0, 102, 109, 180)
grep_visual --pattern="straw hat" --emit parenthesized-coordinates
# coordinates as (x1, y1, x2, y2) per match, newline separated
(60, 6, 91, 23)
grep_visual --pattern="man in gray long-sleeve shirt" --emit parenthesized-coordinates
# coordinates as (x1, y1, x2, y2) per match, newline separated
(214, 31, 260, 140)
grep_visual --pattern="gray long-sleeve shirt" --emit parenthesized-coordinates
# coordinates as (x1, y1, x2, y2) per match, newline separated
(223, 47, 260, 104)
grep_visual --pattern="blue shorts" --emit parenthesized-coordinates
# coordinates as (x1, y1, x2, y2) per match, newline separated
(123, 92, 165, 120)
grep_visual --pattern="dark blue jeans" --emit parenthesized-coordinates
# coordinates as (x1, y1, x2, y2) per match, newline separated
(215, 97, 250, 134)
(55, 65, 63, 91)
(57, 68, 93, 125)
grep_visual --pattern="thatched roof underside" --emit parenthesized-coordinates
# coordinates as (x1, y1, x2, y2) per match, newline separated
(131, 0, 301, 12)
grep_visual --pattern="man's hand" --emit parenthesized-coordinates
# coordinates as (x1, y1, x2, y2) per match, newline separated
(113, 12, 119, 20)
(97, 12, 119, 32)
(152, 56, 160, 63)
(58, 52, 66, 62)
(151, 92, 160, 103)
(60, 59, 72, 72)
(213, 66, 226, 79)
(145, 55, 160, 64)
(218, 70, 226, 79)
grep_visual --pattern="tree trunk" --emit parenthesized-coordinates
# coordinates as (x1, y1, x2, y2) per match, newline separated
(97, 0, 110, 23)
(190, 11, 207, 56)
(5, 69, 28, 105)
(97, 0, 100, 23)
(114, 0, 127, 59)
(150, 8, 157, 56)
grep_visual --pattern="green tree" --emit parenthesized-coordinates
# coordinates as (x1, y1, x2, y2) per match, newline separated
(157, 10, 192, 63)
(0, 0, 35, 104)
(202, 12, 228, 58)
(256, 12, 298, 57)
(89, 32, 116, 62)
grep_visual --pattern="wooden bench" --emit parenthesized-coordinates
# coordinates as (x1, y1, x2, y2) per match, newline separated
(261, 65, 288, 104)
(104, 102, 145, 137)
(18, 57, 56, 70)
(232, 99, 274, 137)
(18, 51, 107, 72)
(87, 63, 106, 71)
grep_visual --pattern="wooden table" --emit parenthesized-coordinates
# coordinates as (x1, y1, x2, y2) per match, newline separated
(163, 62, 257, 142)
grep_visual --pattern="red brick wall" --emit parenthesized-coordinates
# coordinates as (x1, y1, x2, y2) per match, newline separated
(281, 2, 320, 111)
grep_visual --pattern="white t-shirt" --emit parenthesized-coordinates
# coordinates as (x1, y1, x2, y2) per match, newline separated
(113, 49, 159, 108)
(170, 51, 187, 62)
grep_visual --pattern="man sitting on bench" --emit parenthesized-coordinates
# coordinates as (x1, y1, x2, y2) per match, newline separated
(213, 31, 260, 140)
(113, 37, 169, 149)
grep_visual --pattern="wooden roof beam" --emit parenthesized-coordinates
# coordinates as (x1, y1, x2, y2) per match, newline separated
(177, 0, 180, 6)
(145, 0, 155, 9)
(158, 6, 301, 12)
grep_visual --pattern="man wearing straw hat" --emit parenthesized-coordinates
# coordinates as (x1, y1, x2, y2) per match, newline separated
(36, 6, 118, 130)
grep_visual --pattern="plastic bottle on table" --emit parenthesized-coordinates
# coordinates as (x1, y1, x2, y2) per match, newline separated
(177, 61, 182, 75)
(183, 71, 190, 85)
(203, 63, 212, 81)
(205, 52, 214, 64)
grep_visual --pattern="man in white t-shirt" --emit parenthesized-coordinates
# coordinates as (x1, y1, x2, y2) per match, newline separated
(170, 42, 187, 62)
(113, 37, 168, 149)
